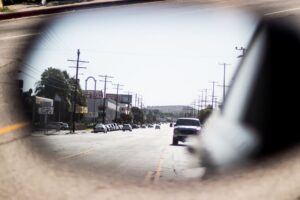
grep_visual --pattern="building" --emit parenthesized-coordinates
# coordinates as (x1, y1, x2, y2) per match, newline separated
(83, 90, 133, 123)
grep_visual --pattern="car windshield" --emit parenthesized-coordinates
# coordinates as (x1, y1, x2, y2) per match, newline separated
(176, 119, 200, 126)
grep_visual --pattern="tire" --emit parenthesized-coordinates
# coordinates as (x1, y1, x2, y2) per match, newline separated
(172, 137, 178, 145)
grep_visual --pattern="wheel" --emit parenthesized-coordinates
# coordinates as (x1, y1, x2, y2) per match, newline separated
(172, 137, 178, 145)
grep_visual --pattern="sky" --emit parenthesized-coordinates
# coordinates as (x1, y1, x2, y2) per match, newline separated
(20, 3, 257, 107)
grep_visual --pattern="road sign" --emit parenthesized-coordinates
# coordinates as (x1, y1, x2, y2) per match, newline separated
(38, 107, 54, 115)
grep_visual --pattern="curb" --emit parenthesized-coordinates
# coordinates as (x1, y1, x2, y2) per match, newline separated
(0, 0, 162, 20)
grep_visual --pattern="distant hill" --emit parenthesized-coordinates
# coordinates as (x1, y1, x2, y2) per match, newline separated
(146, 105, 195, 114)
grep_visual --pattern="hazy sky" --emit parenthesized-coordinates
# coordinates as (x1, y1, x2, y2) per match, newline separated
(21, 3, 257, 106)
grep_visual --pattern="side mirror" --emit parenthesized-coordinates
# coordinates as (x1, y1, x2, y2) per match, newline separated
(192, 16, 300, 173)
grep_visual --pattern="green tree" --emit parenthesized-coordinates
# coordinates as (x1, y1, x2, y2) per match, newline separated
(119, 113, 133, 123)
(35, 67, 86, 109)
(131, 107, 144, 124)
(198, 105, 213, 124)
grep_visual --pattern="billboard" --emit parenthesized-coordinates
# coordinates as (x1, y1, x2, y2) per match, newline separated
(83, 90, 103, 99)
(106, 94, 132, 104)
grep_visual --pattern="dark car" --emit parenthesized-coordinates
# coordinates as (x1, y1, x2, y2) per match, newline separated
(58, 122, 69, 130)
(131, 124, 139, 129)
(122, 124, 132, 132)
(172, 118, 201, 145)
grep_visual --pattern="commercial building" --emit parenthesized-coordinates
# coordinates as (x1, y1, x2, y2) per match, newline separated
(83, 90, 132, 123)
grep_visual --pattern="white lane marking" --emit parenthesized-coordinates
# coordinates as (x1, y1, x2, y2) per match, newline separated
(264, 7, 300, 16)
(0, 33, 39, 41)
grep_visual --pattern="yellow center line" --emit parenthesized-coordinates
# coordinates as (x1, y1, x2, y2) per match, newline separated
(0, 122, 29, 136)
(153, 156, 164, 184)
(143, 146, 167, 185)
(0, 33, 39, 41)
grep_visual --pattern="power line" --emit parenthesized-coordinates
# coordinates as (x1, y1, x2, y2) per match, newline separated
(209, 81, 217, 109)
(99, 75, 113, 123)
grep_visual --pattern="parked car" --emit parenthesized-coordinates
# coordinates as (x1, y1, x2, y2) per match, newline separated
(47, 122, 68, 130)
(106, 124, 114, 131)
(132, 124, 139, 129)
(46, 122, 62, 130)
(122, 124, 132, 132)
(141, 124, 146, 128)
(172, 118, 201, 145)
(59, 122, 69, 130)
(93, 124, 107, 133)
(148, 124, 154, 128)
(118, 124, 123, 130)
(155, 124, 160, 129)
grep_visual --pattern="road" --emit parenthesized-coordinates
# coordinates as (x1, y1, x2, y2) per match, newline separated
(30, 124, 202, 183)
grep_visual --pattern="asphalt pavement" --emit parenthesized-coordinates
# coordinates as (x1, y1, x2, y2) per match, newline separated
(29, 124, 203, 183)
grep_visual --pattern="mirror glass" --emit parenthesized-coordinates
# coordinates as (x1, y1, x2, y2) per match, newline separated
(18, 4, 257, 183)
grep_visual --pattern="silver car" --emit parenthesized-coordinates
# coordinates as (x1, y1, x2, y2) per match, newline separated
(93, 124, 107, 133)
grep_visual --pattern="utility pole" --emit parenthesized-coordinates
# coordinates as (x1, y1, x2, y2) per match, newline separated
(219, 63, 230, 101)
(235, 46, 246, 58)
(140, 95, 143, 110)
(197, 96, 201, 116)
(99, 75, 113, 124)
(193, 100, 197, 117)
(112, 83, 124, 122)
(201, 90, 204, 110)
(135, 93, 138, 107)
(124, 91, 132, 115)
(210, 81, 217, 109)
(214, 97, 218, 109)
(204, 89, 208, 108)
(68, 49, 88, 133)
(140, 95, 143, 123)
(137, 96, 140, 108)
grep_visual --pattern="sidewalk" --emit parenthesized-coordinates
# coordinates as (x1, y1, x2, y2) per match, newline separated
(31, 129, 93, 136)
(0, 0, 159, 20)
